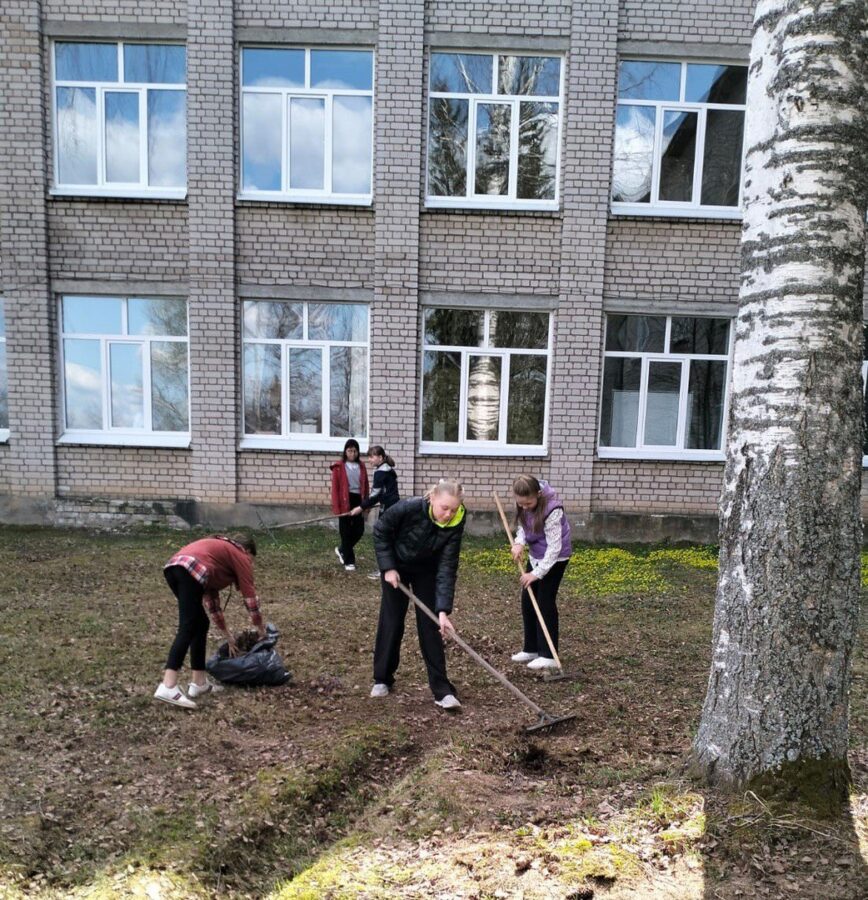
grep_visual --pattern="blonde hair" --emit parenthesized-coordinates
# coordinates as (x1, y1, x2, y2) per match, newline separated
(425, 478, 464, 503)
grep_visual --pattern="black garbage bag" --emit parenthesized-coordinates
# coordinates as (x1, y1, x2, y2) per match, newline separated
(206, 623, 292, 687)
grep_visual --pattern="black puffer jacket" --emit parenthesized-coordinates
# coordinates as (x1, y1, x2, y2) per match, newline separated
(373, 497, 466, 614)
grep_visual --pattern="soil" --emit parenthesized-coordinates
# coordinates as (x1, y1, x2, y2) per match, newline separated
(0, 525, 865, 899)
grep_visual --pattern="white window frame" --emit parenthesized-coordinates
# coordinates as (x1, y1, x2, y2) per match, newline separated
(0, 298, 7, 442)
(238, 46, 375, 205)
(240, 300, 370, 452)
(598, 314, 733, 461)
(50, 41, 187, 200)
(425, 51, 564, 212)
(419, 308, 552, 456)
(611, 58, 747, 220)
(57, 296, 191, 447)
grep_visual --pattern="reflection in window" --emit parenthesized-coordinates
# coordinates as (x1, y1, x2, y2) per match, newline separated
(600, 314, 731, 454)
(240, 46, 374, 200)
(60, 295, 189, 437)
(421, 307, 551, 449)
(428, 52, 562, 205)
(53, 42, 186, 191)
(242, 300, 369, 442)
(612, 59, 747, 212)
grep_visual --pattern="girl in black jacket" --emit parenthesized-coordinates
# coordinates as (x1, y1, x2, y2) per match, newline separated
(369, 480, 466, 710)
(351, 445, 399, 515)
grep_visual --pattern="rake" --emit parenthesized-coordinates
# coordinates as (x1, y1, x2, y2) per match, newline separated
(396, 582, 576, 734)
(257, 509, 352, 542)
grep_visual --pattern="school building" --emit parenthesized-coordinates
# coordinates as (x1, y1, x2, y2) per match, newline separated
(1, 1, 865, 540)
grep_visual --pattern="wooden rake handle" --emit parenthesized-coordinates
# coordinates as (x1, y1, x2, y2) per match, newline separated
(492, 492, 563, 671)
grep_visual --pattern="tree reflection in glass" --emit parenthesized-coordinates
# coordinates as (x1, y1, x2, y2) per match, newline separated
(466, 355, 501, 440)
(244, 344, 281, 434)
(475, 104, 511, 195)
(428, 98, 468, 196)
(507, 355, 546, 444)
(518, 102, 557, 200)
(612, 105, 655, 203)
(330, 346, 367, 437)
(422, 351, 460, 441)
(289, 348, 322, 433)
(151, 341, 189, 431)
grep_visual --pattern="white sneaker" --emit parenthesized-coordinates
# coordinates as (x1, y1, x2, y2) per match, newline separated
(435, 694, 462, 710)
(335, 547, 345, 565)
(367, 571, 380, 580)
(370, 683, 389, 698)
(154, 683, 196, 709)
(511, 651, 539, 663)
(344, 564, 356, 572)
(188, 678, 225, 699)
(527, 657, 559, 670)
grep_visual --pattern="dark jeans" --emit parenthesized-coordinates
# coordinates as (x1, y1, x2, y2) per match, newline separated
(373, 567, 456, 701)
(521, 559, 568, 657)
(164, 566, 210, 671)
(338, 492, 364, 565)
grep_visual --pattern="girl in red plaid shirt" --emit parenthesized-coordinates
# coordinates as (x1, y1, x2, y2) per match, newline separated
(154, 534, 266, 709)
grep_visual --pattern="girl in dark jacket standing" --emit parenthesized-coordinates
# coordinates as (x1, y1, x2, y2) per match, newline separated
(369, 480, 466, 710)
(330, 438, 370, 571)
(510, 475, 572, 671)
(351, 445, 399, 515)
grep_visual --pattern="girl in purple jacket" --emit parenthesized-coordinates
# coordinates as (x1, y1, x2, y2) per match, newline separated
(509, 475, 572, 670)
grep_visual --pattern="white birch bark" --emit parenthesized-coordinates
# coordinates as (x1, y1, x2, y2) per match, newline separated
(693, 0, 868, 801)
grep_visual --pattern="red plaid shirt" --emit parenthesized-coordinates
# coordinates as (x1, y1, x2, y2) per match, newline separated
(165, 537, 264, 634)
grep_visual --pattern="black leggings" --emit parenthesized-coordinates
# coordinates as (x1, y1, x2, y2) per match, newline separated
(164, 566, 210, 671)
(521, 559, 568, 656)
(338, 492, 364, 564)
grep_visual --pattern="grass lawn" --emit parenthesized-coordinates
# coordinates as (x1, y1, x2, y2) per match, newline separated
(0, 524, 865, 899)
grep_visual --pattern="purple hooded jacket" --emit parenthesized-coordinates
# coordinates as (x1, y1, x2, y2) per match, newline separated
(519, 480, 572, 562)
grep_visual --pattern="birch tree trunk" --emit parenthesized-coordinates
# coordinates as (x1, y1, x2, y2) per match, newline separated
(693, 0, 868, 807)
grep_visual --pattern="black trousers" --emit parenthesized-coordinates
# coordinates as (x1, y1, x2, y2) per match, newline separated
(164, 566, 210, 671)
(373, 567, 456, 701)
(338, 492, 364, 565)
(521, 559, 568, 656)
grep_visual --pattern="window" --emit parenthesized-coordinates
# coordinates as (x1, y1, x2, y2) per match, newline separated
(611, 60, 746, 218)
(59, 296, 190, 446)
(426, 52, 562, 210)
(0, 300, 7, 441)
(52, 42, 186, 197)
(241, 300, 369, 449)
(240, 48, 374, 203)
(420, 307, 551, 454)
(599, 314, 732, 459)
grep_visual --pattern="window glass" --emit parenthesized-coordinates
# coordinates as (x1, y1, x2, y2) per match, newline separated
(124, 44, 185, 84)
(330, 346, 367, 437)
(517, 102, 557, 200)
(687, 360, 726, 449)
(289, 348, 322, 433)
(244, 344, 282, 434)
(242, 93, 282, 191)
(332, 96, 372, 194)
(600, 357, 641, 447)
(685, 64, 747, 104)
(605, 315, 665, 353)
(507, 355, 546, 444)
(151, 342, 189, 431)
(57, 87, 98, 184)
(290, 97, 325, 190)
(242, 48, 304, 88)
(243, 301, 303, 340)
(128, 298, 187, 337)
(618, 60, 680, 101)
(430, 53, 492, 93)
(309, 304, 368, 342)
(659, 110, 697, 202)
(63, 297, 123, 335)
(64, 339, 103, 429)
(700, 110, 744, 206)
(147, 90, 186, 187)
(466, 356, 502, 440)
(644, 361, 681, 445)
(56, 43, 118, 82)
(422, 351, 461, 442)
(110, 343, 144, 428)
(497, 56, 560, 96)
(310, 50, 373, 90)
(428, 98, 468, 197)
(424, 308, 484, 347)
(475, 103, 511, 195)
(489, 311, 548, 349)
(611, 105, 655, 204)
(670, 317, 730, 355)
(105, 92, 140, 183)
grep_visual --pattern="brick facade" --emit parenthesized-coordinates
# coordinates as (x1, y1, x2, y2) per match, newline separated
(4, 0, 862, 538)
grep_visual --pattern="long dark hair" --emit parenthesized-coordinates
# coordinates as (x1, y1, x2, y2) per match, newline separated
(226, 533, 257, 557)
(342, 438, 361, 463)
(368, 445, 396, 468)
(512, 475, 546, 535)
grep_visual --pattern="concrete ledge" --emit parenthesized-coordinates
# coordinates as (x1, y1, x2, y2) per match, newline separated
(238, 284, 373, 303)
(425, 32, 570, 52)
(43, 21, 187, 41)
(618, 40, 749, 61)
(237, 27, 377, 46)
(421, 290, 559, 311)
(52, 279, 189, 297)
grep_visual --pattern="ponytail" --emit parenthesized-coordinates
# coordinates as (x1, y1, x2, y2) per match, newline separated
(368, 445, 396, 469)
